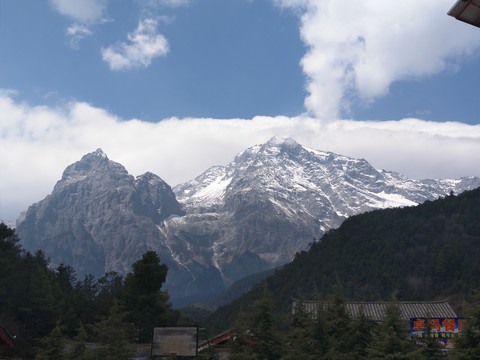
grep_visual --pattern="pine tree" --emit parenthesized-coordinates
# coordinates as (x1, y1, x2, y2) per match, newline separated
(311, 305, 331, 357)
(34, 323, 65, 360)
(123, 251, 177, 343)
(81, 301, 134, 360)
(348, 309, 375, 360)
(240, 283, 283, 360)
(419, 316, 443, 359)
(321, 294, 357, 360)
(367, 302, 419, 360)
(68, 325, 88, 360)
(453, 305, 480, 360)
(281, 297, 318, 360)
(229, 305, 252, 359)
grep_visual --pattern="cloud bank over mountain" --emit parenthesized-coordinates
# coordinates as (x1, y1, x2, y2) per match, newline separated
(2, 1, 480, 221)
(1, 91, 479, 220)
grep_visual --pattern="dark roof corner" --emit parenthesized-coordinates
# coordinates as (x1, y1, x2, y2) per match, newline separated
(0, 323, 14, 347)
(448, 0, 480, 28)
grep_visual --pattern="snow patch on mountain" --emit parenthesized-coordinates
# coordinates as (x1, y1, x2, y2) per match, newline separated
(192, 175, 231, 202)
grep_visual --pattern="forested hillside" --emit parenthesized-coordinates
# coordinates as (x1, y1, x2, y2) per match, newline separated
(207, 187, 480, 332)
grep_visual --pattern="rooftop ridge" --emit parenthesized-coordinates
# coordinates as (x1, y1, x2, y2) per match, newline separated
(292, 299, 458, 321)
(293, 298, 451, 304)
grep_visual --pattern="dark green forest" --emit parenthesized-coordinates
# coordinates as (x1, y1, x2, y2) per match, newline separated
(226, 286, 480, 360)
(0, 223, 184, 358)
(207, 187, 480, 333)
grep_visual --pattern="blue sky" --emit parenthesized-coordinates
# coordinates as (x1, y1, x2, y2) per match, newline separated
(1, 0, 480, 220)
(2, 0, 478, 122)
(1, 0, 307, 120)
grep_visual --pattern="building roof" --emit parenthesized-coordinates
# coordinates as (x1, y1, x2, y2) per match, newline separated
(292, 299, 458, 322)
(448, 0, 480, 28)
(198, 329, 236, 353)
(0, 323, 14, 347)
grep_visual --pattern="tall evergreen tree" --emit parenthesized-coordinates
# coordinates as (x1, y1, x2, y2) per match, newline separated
(453, 305, 480, 360)
(368, 302, 419, 360)
(34, 323, 65, 360)
(96, 271, 124, 314)
(281, 297, 318, 360)
(123, 251, 177, 342)
(418, 316, 443, 359)
(348, 309, 375, 359)
(230, 284, 283, 360)
(81, 301, 134, 360)
(248, 284, 283, 360)
(55, 264, 79, 337)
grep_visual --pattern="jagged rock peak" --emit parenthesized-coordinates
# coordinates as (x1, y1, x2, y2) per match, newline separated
(55, 149, 131, 190)
(79, 148, 109, 162)
(137, 171, 160, 180)
(136, 172, 169, 188)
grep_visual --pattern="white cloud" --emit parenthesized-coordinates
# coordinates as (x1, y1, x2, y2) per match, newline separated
(101, 19, 169, 71)
(139, 0, 191, 8)
(275, 0, 480, 120)
(49, 0, 108, 24)
(50, 0, 109, 47)
(161, 0, 190, 6)
(1, 92, 479, 221)
(66, 24, 93, 48)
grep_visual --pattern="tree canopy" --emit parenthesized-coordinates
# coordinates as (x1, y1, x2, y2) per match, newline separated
(0, 224, 180, 358)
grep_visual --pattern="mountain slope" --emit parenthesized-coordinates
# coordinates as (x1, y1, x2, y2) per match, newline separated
(206, 187, 480, 332)
(15, 139, 480, 306)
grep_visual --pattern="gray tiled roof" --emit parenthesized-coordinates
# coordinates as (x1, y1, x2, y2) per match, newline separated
(292, 299, 458, 322)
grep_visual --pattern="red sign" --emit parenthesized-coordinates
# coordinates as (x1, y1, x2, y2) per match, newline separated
(410, 318, 465, 340)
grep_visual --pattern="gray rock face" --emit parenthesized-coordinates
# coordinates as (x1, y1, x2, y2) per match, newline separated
(16, 149, 186, 279)
(16, 140, 480, 306)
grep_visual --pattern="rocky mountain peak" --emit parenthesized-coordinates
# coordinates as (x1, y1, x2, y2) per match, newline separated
(16, 149, 186, 279)
(74, 148, 110, 168)
(136, 171, 165, 185)
(89, 148, 108, 158)
(55, 149, 131, 192)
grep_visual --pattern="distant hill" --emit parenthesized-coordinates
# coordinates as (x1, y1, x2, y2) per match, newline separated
(206, 267, 277, 310)
(206, 187, 480, 332)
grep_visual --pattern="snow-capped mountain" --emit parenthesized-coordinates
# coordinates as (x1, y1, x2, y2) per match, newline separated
(15, 138, 480, 306)
(176, 136, 476, 218)
(170, 136, 479, 291)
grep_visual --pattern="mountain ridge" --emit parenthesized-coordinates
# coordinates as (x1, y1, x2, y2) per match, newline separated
(15, 137, 480, 306)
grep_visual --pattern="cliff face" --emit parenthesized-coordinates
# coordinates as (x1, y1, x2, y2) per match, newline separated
(16, 149, 185, 277)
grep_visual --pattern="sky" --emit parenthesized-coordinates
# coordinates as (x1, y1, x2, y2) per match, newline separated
(1, 0, 480, 221)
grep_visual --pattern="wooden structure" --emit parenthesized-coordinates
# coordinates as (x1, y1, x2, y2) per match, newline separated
(152, 327, 198, 358)
(448, 0, 480, 28)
